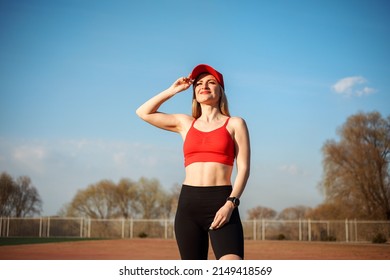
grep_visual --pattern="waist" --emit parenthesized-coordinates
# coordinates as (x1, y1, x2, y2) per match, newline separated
(182, 184, 232, 189)
(183, 162, 233, 186)
(181, 184, 232, 194)
(178, 185, 233, 211)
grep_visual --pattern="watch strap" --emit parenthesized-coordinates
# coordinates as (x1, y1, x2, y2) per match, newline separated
(227, 196, 240, 207)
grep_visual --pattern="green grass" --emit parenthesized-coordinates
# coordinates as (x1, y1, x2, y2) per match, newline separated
(0, 237, 106, 246)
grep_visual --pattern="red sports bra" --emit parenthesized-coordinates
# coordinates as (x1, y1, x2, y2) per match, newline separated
(183, 118, 235, 167)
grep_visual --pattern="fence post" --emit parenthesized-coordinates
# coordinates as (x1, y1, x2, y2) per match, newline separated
(345, 219, 349, 242)
(299, 219, 302, 241)
(130, 218, 133, 239)
(164, 219, 168, 239)
(327, 221, 330, 239)
(39, 217, 42, 238)
(121, 219, 124, 239)
(0, 217, 2, 237)
(6, 217, 10, 237)
(308, 219, 311, 241)
(79, 218, 83, 238)
(252, 220, 256, 240)
(88, 218, 91, 238)
(47, 217, 50, 237)
(262, 219, 266, 240)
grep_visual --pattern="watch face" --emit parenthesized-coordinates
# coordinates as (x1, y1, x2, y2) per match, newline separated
(228, 197, 240, 207)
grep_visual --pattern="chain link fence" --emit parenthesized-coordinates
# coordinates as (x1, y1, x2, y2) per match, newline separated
(1, 217, 389, 242)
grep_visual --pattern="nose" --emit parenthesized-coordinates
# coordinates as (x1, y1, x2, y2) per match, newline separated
(202, 82, 210, 89)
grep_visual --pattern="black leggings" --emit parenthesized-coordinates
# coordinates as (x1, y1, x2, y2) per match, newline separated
(174, 185, 244, 260)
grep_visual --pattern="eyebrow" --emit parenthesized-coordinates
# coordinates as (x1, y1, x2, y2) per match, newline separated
(196, 77, 217, 83)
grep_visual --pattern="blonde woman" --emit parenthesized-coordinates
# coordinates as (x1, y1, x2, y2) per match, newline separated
(136, 64, 250, 260)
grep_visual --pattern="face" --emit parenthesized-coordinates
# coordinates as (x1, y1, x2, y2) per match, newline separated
(193, 73, 221, 105)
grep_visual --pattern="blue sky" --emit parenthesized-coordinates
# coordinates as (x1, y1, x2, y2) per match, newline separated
(1, 0, 389, 217)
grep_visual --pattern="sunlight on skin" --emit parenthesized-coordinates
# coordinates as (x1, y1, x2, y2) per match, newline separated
(219, 254, 242, 260)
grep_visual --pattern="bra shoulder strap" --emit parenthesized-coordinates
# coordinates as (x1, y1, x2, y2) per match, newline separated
(223, 117, 231, 127)
(191, 118, 197, 127)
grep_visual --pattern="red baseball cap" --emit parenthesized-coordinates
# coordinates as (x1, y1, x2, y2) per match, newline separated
(190, 64, 225, 89)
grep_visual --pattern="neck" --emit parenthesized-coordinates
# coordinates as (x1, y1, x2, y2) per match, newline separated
(199, 105, 223, 122)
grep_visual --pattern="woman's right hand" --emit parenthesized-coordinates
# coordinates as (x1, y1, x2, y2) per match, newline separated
(169, 75, 193, 94)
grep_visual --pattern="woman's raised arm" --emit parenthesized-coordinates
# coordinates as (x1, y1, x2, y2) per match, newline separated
(136, 76, 193, 133)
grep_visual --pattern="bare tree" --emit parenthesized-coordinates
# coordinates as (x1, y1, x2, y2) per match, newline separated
(67, 180, 118, 219)
(0, 172, 17, 216)
(319, 111, 390, 220)
(166, 183, 181, 219)
(0, 172, 42, 217)
(278, 205, 311, 220)
(13, 176, 42, 217)
(115, 178, 138, 219)
(136, 177, 170, 219)
(247, 206, 277, 220)
(306, 202, 346, 220)
(64, 177, 173, 219)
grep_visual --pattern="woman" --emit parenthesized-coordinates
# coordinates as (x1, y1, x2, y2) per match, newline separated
(136, 64, 250, 260)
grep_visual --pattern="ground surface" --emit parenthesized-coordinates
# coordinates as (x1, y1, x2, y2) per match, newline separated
(0, 239, 390, 260)
(1, 239, 389, 260)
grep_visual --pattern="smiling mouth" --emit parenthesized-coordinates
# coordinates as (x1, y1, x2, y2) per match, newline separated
(199, 90, 211, 94)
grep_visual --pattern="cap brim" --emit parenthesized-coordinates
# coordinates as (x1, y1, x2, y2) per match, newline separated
(190, 64, 224, 89)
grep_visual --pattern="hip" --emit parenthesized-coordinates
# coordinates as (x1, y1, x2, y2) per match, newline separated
(177, 184, 232, 213)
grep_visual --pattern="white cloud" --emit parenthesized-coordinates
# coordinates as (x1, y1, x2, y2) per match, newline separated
(0, 137, 184, 215)
(1, 137, 183, 186)
(279, 164, 308, 176)
(356, 86, 376, 96)
(332, 76, 376, 97)
(280, 164, 299, 175)
(12, 144, 48, 174)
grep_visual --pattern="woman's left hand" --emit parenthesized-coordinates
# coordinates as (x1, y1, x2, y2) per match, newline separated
(209, 202, 235, 230)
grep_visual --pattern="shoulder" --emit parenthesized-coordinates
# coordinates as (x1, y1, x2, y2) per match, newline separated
(228, 116, 248, 129)
(227, 116, 250, 140)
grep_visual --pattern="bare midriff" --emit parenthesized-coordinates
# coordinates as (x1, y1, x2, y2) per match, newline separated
(183, 162, 233, 186)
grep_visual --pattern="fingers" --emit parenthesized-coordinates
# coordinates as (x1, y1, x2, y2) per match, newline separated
(210, 217, 226, 230)
(209, 212, 229, 230)
(209, 220, 224, 230)
(173, 77, 192, 85)
(170, 76, 194, 93)
(181, 76, 194, 84)
(174, 77, 193, 88)
(210, 203, 235, 230)
(187, 73, 193, 80)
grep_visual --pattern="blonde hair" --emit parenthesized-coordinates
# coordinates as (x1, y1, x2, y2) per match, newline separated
(192, 84, 231, 119)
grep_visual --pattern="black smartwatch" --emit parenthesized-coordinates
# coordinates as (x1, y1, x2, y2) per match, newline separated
(227, 197, 240, 207)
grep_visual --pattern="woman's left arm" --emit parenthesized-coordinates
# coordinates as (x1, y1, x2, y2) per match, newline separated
(210, 117, 250, 230)
(230, 117, 251, 198)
